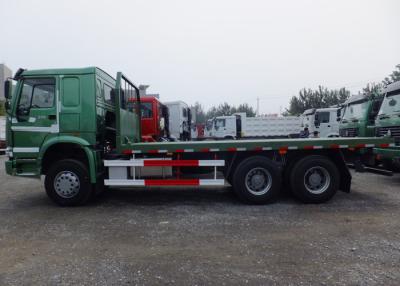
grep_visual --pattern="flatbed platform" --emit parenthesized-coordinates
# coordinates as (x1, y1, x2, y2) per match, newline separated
(122, 137, 394, 154)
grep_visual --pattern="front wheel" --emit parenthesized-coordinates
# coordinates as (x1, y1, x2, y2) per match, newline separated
(232, 156, 281, 204)
(45, 159, 93, 206)
(290, 155, 339, 203)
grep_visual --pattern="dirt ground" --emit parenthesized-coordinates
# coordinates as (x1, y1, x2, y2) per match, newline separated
(0, 155, 399, 285)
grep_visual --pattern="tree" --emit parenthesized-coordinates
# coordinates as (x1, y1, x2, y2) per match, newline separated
(286, 86, 350, 115)
(191, 102, 206, 124)
(235, 103, 256, 117)
(383, 64, 400, 85)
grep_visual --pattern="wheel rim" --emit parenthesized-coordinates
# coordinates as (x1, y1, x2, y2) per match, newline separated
(54, 171, 81, 198)
(245, 167, 272, 195)
(303, 166, 330, 194)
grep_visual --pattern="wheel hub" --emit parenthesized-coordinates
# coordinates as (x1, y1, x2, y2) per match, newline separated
(309, 172, 323, 187)
(54, 171, 80, 198)
(245, 167, 272, 196)
(304, 166, 330, 194)
(251, 174, 265, 189)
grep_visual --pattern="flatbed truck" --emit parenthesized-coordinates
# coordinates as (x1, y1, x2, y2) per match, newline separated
(3, 67, 393, 206)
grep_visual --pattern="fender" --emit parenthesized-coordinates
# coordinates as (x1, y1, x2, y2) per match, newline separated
(38, 136, 98, 183)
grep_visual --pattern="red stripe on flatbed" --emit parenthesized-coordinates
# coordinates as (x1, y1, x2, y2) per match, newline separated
(122, 149, 132, 155)
(254, 147, 263, 151)
(144, 179, 200, 186)
(356, 144, 366, 148)
(330, 144, 340, 149)
(148, 150, 158, 154)
(303, 145, 314, 150)
(200, 148, 210, 152)
(227, 147, 237, 152)
(143, 160, 199, 167)
(175, 149, 184, 153)
(379, 143, 390, 148)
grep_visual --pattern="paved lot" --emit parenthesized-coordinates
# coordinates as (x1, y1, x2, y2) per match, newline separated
(0, 156, 400, 285)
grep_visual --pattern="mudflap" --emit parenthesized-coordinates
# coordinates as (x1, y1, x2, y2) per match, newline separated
(331, 151, 352, 193)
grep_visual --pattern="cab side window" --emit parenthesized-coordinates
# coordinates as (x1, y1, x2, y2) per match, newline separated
(318, 112, 330, 123)
(17, 78, 55, 115)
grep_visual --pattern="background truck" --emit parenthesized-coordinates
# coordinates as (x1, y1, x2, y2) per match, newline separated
(373, 80, 400, 170)
(0, 116, 5, 153)
(300, 107, 341, 137)
(3, 67, 392, 207)
(164, 101, 192, 141)
(129, 96, 170, 142)
(207, 113, 300, 139)
(339, 93, 383, 138)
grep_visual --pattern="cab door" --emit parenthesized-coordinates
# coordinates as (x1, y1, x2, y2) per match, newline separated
(315, 111, 330, 137)
(115, 72, 141, 152)
(11, 77, 58, 162)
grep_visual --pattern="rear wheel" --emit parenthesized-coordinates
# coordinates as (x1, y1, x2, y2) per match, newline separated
(232, 156, 281, 204)
(290, 155, 339, 203)
(45, 159, 93, 206)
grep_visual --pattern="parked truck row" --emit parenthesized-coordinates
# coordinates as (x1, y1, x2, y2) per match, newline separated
(2, 67, 393, 207)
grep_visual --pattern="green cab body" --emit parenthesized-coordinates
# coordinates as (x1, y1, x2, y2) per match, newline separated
(5, 67, 141, 183)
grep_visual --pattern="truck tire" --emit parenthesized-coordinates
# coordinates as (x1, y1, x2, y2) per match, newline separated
(232, 156, 281, 204)
(290, 155, 339, 203)
(45, 159, 93, 206)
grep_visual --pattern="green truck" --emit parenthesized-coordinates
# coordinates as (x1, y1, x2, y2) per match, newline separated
(339, 93, 383, 138)
(3, 67, 393, 206)
(374, 81, 400, 169)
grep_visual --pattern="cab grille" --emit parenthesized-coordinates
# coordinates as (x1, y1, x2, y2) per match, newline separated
(377, 126, 400, 140)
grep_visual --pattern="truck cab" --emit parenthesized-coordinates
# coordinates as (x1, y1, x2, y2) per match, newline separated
(373, 81, 400, 170)
(129, 96, 170, 142)
(339, 93, 382, 138)
(375, 81, 400, 140)
(4, 67, 140, 180)
(164, 101, 191, 141)
(300, 107, 341, 137)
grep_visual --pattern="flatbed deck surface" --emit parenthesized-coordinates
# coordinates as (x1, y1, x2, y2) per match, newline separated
(124, 137, 393, 153)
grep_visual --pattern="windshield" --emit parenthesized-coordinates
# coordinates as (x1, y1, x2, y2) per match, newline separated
(342, 101, 369, 121)
(379, 91, 400, 116)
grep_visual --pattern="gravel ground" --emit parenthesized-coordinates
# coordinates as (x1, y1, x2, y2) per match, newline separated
(0, 155, 400, 285)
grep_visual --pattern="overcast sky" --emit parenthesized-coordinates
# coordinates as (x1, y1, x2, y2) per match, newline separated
(1, 0, 399, 114)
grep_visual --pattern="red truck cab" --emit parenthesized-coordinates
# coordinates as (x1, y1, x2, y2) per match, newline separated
(130, 96, 170, 142)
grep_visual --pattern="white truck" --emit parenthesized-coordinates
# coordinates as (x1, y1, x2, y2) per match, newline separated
(207, 113, 301, 139)
(300, 107, 341, 137)
(164, 101, 192, 141)
(0, 116, 5, 153)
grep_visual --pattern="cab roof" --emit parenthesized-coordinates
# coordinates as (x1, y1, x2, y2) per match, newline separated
(385, 80, 400, 94)
(344, 94, 368, 105)
(20, 67, 115, 81)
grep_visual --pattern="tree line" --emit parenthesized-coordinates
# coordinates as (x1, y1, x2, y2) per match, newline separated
(191, 102, 256, 124)
(190, 64, 400, 123)
(285, 64, 400, 115)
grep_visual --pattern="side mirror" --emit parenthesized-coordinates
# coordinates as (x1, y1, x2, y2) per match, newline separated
(5, 101, 10, 110)
(4, 80, 11, 99)
(336, 117, 341, 122)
